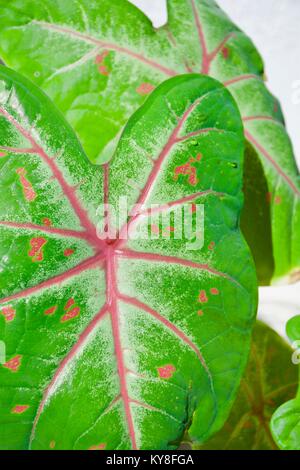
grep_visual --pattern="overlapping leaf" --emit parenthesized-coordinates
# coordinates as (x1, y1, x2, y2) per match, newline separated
(192, 322, 298, 450)
(271, 315, 300, 450)
(0, 69, 256, 449)
(0, 0, 299, 283)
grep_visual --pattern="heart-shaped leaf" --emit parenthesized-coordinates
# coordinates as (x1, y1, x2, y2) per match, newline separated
(0, 0, 299, 284)
(191, 322, 298, 450)
(0, 68, 256, 450)
(271, 315, 300, 450)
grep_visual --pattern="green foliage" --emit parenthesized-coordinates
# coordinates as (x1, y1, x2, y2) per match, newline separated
(0, 68, 257, 449)
(271, 316, 300, 450)
(190, 322, 298, 450)
(0, 0, 299, 283)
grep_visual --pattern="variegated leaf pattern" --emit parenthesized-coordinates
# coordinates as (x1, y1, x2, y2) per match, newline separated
(0, 69, 256, 449)
(0, 0, 299, 283)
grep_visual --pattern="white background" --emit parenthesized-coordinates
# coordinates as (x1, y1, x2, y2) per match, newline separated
(130, 0, 300, 340)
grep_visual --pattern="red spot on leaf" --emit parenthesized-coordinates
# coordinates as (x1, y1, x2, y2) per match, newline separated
(197, 310, 204, 316)
(16, 168, 36, 202)
(49, 441, 56, 449)
(42, 218, 52, 227)
(28, 237, 47, 262)
(157, 364, 176, 379)
(151, 224, 160, 235)
(61, 306, 81, 323)
(208, 241, 215, 251)
(210, 288, 219, 296)
(98, 65, 109, 76)
(11, 405, 29, 414)
(275, 195, 282, 205)
(3, 355, 22, 372)
(89, 443, 106, 450)
(95, 50, 110, 76)
(44, 306, 57, 316)
(174, 158, 199, 187)
(64, 248, 74, 257)
(95, 51, 109, 64)
(222, 47, 229, 59)
(61, 298, 80, 323)
(198, 290, 208, 303)
(136, 83, 155, 96)
(190, 203, 197, 214)
(64, 298, 75, 310)
(1, 305, 16, 322)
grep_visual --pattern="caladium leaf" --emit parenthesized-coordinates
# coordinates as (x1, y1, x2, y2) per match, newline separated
(191, 322, 298, 450)
(0, 68, 256, 450)
(271, 316, 300, 450)
(0, 0, 299, 284)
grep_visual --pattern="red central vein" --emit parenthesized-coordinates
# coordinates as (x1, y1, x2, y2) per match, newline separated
(190, 0, 209, 74)
(0, 107, 101, 248)
(0, 220, 94, 242)
(0, 252, 105, 304)
(30, 303, 109, 446)
(245, 130, 300, 197)
(33, 21, 176, 77)
(118, 293, 210, 374)
(106, 248, 137, 450)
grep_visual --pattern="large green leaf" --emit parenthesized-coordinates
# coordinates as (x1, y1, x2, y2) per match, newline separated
(191, 322, 298, 450)
(0, 68, 256, 450)
(0, 0, 299, 284)
(271, 316, 300, 450)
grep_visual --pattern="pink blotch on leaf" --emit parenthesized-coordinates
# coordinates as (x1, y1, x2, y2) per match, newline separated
(0, 151, 7, 158)
(89, 443, 106, 450)
(275, 195, 282, 205)
(44, 306, 57, 316)
(42, 218, 52, 227)
(174, 158, 199, 187)
(190, 203, 197, 214)
(3, 355, 22, 372)
(198, 290, 208, 303)
(208, 241, 215, 251)
(98, 65, 109, 76)
(210, 288, 219, 296)
(11, 405, 29, 414)
(95, 51, 109, 64)
(222, 47, 229, 59)
(28, 237, 47, 262)
(64, 298, 75, 310)
(157, 364, 176, 379)
(1, 305, 16, 322)
(150, 224, 160, 235)
(16, 168, 36, 202)
(136, 83, 155, 96)
(64, 248, 74, 257)
(61, 305, 80, 323)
